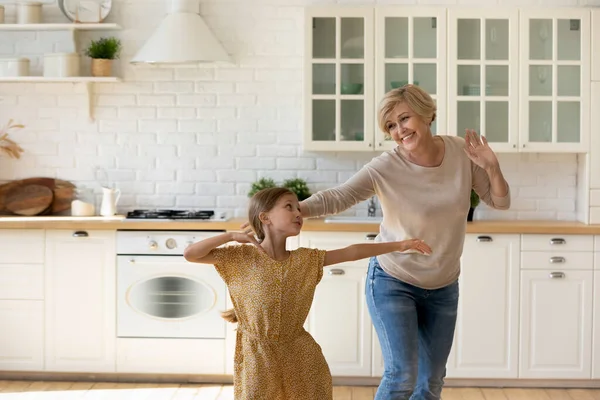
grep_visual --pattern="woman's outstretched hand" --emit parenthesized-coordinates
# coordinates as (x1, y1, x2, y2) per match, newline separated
(463, 129, 500, 172)
(396, 239, 432, 255)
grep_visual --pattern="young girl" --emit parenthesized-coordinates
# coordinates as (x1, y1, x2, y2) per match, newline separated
(183, 187, 432, 400)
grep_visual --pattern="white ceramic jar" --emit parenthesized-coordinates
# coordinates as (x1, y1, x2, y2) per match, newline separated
(0, 58, 30, 77)
(43, 53, 80, 77)
(17, 2, 42, 24)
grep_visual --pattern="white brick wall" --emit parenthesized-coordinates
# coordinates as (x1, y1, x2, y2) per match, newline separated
(0, 0, 585, 220)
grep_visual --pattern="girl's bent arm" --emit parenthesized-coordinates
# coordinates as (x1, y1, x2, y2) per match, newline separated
(183, 233, 233, 264)
(323, 240, 431, 266)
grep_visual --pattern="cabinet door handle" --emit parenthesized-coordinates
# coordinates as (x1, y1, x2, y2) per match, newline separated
(328, 269, 345, 276)
(365, 234, 377, 241)
(476, 236, 493, 242)
(549, 272, 565, 279)
(550, 238, 566, 245)
(72, 231, 89, 237)
(549, 256, 566, 264)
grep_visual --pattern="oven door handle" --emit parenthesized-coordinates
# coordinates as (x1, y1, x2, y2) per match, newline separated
(121, 258, 191, 265)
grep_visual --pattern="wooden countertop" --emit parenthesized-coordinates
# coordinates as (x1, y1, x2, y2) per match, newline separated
(0, 216, 599, 234)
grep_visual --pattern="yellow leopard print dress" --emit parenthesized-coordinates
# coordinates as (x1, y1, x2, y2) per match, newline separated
(211, 245, 332, 400)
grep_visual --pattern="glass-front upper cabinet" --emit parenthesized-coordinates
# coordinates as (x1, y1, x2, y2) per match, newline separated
(448, 10, 519, 152)
(375, 8, 447, 151)
(304, 7, 374, 151)
(520, 10, 590, 152)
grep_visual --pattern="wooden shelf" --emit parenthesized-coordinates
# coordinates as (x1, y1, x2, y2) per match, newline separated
(0, 23, 121, 31)
(0, 76, 120, 83)
(0, 76, 121, 120)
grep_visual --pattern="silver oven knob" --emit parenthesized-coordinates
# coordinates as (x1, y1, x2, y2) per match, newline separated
(166, 238, 177, 249)
(148, 240, 158, 250)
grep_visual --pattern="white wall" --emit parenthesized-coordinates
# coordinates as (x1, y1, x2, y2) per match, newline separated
(0, 0, 591, 219)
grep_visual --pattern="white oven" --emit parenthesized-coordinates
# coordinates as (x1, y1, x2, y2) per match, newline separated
(116, 230, 227, 339)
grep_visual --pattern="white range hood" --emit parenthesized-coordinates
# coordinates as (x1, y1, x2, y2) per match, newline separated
(130, 0, 231, 65)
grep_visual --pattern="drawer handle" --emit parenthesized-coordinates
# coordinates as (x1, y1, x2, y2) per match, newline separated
(72, 231, 89, 237)
(329, 269, 345, 276)
(550, 238, 566, 245)
(549, 256, 565, 264)
(476, 236, 493, 242)
(549, 272, 565, 279)
(365, 234, 377, 241)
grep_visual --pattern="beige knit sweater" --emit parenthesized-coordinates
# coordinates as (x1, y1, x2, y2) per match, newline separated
(302, 135, 511, 289)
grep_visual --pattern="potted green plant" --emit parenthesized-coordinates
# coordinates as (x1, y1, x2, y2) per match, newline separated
(468, 189, 480, 222)
(283, 178, 311, 201)
(84, 37, 122, 77)
(248, 178, 277, 198)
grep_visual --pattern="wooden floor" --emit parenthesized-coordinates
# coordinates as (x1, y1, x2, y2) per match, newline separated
(0, 381, 599, 399)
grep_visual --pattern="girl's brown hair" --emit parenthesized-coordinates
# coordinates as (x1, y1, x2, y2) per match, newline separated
(221, 308, 238, 323)
(378, 84, 437, 135)
(221, 187, 296, 324)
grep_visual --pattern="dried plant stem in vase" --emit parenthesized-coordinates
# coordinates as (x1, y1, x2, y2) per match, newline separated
(84, 37, 122, 77)
(0, 119, 24, 159)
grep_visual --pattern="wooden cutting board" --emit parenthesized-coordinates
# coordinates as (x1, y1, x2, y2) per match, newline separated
(0, 178, 75, 215)
(5, 184, 54, 216)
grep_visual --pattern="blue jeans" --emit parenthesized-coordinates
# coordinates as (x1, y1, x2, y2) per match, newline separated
(366, 257, 459, 400)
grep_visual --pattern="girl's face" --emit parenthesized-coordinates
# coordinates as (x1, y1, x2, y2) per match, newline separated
(261, 193, 303, 237)
(385, 102, 432, 151)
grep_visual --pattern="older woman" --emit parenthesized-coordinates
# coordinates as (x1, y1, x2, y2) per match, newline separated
(300, 85, 510, 400)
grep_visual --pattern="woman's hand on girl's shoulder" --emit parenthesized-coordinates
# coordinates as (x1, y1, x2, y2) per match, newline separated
(396, 239, 432, 255)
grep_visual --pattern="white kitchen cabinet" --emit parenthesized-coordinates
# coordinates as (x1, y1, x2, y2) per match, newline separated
(301, 232, 373, 376)
(0, 229, 45, 371)
(446, 234, 520, 379)
(373, 234, 521, 379)
(448, 9, 519, 152)
(591, 84, 600, 186)
(0, 229, 45, 264)
(305, 6, 592, 154)
(0, 300, 44, 371)
(304, 7, 375, 151)
(519, 234, 593, 378)
(519, 9, 590, 153)
(519, 269, 593, 379)
(592, 10, 600, 82)
(590, 83, 600, 223)
(45, 230, 116, 372)
(374, 7, 447, 151)
(593, 272, 600, 379)
(591, 238, 600, 378)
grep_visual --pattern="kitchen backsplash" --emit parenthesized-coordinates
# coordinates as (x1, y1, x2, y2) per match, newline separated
(0, 0, 589, 220)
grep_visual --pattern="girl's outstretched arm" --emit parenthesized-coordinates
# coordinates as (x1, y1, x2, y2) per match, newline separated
(323, 239, 431, 267)
(183, 230, 262, 264)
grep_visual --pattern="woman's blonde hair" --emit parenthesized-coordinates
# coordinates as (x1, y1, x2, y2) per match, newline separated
(248, 187, 296, 241)
(220, 187, 297, 324)
(377, 84, 437, 135)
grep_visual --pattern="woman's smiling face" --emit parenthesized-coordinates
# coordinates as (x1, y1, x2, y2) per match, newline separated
(385, 102, 431, 151)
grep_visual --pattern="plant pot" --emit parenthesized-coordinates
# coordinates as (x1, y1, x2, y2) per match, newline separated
(91, 58, 112, 77)
(467, 207, 474, 222)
